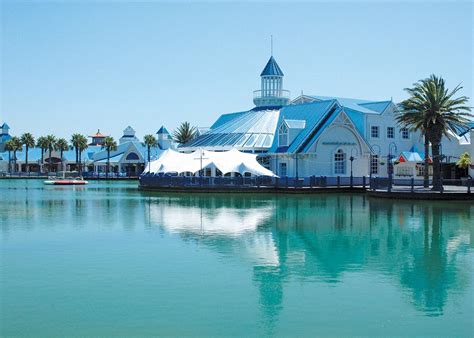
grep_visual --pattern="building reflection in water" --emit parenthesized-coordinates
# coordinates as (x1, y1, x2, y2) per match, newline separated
(144, 193, 473, 324)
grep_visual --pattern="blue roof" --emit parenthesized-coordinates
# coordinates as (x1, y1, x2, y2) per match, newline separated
(0, 134, 12, 143)
(260, 56, 284, 76)
(268, 100, 339, 153)
(156, 126, 169, 135)
(210, 111, 247, 130)
(458, 121, 474, 136)
(1, 123, 10, 129)
(183, 109, 280, 149)
(309, 96, 392, 115)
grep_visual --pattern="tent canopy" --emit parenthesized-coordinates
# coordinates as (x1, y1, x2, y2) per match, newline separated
(144, 148, 277, 177)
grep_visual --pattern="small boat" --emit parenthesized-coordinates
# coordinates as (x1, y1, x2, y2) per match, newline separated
(44, 177, 88, 185)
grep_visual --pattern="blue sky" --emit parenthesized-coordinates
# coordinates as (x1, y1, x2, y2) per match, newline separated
(1, 1, 472, 140)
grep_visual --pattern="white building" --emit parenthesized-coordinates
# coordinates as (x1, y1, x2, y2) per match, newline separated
(179, 55, 465, 178)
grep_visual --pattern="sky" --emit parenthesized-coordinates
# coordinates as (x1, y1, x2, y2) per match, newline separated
(1, 1, 472, 140)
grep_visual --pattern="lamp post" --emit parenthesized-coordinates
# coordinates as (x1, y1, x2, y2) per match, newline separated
(388, 142, 398, 192)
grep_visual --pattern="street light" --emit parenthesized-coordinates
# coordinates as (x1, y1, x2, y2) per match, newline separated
(388, 142, 398, 192)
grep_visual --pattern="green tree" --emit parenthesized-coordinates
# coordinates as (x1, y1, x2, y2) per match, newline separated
(7, 137, 22, 173)
(36, 136, 48, 173)
(71, 134, 88, 176)
(397, 75, 472, 191)
(456, 152, 471, 177)
(143, 134, 158, 165)
(44, 135, 56, 173)
(4, 140, 13, 173)
(102, 136, 117, 178)
(172, 122, 196, 145)
(55, 138, 69, 172)
(20, 133, 35, 173)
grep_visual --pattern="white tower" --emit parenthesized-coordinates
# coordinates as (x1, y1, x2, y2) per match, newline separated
(253, 56, 290, 108)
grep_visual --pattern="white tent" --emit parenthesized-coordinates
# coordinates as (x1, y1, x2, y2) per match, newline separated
(144, 148, 277, 177)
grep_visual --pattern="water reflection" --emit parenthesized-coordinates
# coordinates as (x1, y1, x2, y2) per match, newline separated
(145, 194, 473, 320)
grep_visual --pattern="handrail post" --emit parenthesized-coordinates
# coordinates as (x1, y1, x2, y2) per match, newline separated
(363, 176, 366, 189)
(337, 176, 340, 188)
(468, 177, 471, 194)
(411, 177, 414, 193)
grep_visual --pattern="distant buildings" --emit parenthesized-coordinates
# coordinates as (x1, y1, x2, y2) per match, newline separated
(0, 125, 174, 176)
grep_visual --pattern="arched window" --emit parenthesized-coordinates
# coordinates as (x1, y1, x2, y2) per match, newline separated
(126, 152, 139, 160)
(279, 123, 288, 146)
(334, 149, 346, 174)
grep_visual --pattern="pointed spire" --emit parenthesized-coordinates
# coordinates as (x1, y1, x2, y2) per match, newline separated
(260, 56, 284, 76)
(271, 35, 273, 56)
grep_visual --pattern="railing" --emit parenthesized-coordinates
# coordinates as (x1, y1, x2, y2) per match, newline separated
(370, 177, 472, 194)
(139, 174, 369, 190)
(253, 89, 291, 99)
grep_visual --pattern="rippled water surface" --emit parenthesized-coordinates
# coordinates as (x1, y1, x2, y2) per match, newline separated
(1, 180, 473, 337)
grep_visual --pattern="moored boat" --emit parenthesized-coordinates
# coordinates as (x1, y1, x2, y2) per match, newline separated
(44, 178, 88, 185)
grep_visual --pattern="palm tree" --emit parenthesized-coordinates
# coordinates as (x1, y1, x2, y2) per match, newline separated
(4, 140, 13, 173)
(20, 133, 35, 173)
(172, 122, 196, 145)
(143, 134, 158, 165)
(36, 136, 49, 173)
(55, 138, 69, 172)
(102, 136, 117, 178)
(397, 75, 472, 191)
(71, 134, 88, 176)
(44, 135, 56, 173)
(8, 137, 22, 173)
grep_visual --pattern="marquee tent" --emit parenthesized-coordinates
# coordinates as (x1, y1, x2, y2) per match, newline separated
(144, 148, 277, 177)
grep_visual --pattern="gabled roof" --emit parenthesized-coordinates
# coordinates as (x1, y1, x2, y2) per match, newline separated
(156, 126, 169, 135)
(260, 56, 284, 76)
(397, 145, 431, 163)
(268, 100, 339, 153)
(1, 123, 10, 129)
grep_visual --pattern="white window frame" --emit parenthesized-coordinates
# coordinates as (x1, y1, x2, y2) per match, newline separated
(370, 155, 379, 175)
(401, 128, 410, 140)
(371, 126, 380, 139)
(278, 123, 289, 146)
(387, 127, 394, 139)
(334, 149, 346, 175)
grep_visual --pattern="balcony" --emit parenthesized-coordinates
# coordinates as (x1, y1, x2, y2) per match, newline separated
(253, 89, 290, 107)
(253, 89, 291, 99)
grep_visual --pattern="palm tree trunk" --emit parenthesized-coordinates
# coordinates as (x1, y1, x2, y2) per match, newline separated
(48, 149, 52, 173)
(431, 142, 443, 191)
(13, 151, 17, 173)
(41, 149, 44, 173)
(106, 149, 110, 179)
(148, 145, 150, 164)
(423, 135, 430, 188)
(25, 145, 29, 173)
(75, 147, 79, 171)
(78, 150, 82, 177)
(60, 150, 64, 172)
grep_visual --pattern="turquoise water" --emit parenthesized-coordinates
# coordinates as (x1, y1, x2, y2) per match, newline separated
(1, 180, 473, 337)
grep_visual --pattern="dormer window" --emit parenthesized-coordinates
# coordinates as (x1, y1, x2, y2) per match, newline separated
(278, 123, 288, 146)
